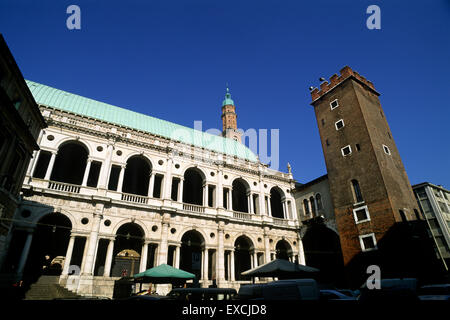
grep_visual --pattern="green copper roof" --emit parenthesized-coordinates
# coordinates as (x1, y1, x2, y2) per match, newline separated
(26, 80, 258, 162)
(222, 87, 234, 106)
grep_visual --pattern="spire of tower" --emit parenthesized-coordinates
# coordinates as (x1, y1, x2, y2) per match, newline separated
(222, 85, 234, 106)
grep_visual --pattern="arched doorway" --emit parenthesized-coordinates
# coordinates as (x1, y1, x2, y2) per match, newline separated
(276, 240, 292, 261)
(122, 156, 152, 196)
(232, 178, 249, 213)
(270, 187, 284, 218)
(302, 224, 344, 284)
(24, 213, 72, 282)
(51, 141, 89, 185)
(183, 168, 205, 205)
(111, 223, 145, 277)
(234, 236, 253, 281)
(180, 230, 204, 279)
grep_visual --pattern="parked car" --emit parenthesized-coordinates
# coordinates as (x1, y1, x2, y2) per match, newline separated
(167, 288, 237, 301)
(320, 289, 357, 301)
(358, 278, 419, 302)
(336, 289, 360, 298)
(125, 294, 173, 301)
(418, 284, 450, 301)
(237, 279, 319, 301)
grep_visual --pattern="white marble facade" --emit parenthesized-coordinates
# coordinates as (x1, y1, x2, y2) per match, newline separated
(11, 105, 302, 297)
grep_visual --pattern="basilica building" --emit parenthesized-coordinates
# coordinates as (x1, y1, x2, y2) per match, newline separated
(2, 80, 301, 297)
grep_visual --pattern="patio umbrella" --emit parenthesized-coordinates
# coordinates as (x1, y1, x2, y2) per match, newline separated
(241, 259, 320, 279)
(133, 264, 196, 284)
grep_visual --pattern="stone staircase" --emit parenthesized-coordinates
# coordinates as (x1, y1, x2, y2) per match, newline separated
(24, 276, 81, 300)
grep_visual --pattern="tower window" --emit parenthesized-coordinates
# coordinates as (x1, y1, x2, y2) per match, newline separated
(330, 99, 339, 110)
(352, 179, 364, 203)
(356, 144, 361, 151)
(326, 139, 330, 147)
(353, 206, 370, 224)
(303, 199, 310, 215)
(383, 144, 391, 155)
(359, 233, 377, 252)
(321, 119, 325, 126)
(414, 209, 422, 220)
(335, 119, 344, 130)
(399, 210, 408, 222)
(316, 193, 323, 211)
(341, 145, 352, 156)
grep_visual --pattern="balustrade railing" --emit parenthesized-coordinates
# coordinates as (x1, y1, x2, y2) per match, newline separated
(272, 217, 289, 226)
(233, 211, 253, 220)
(121, 192, 148, 204)
(48, 181, 81, 193)
(183, 203, 205, 213)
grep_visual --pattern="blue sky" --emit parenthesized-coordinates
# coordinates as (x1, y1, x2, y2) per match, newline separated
(1, 0, 449, 187)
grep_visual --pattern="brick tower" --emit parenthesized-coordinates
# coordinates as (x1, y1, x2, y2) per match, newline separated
(221, 87, 242, 142)
(309, 66, 431, 285)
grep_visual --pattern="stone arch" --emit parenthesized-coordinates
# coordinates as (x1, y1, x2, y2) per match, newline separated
(177, 227, 208, 246)
(122, 155, 153, 196)
(51, 140, 90, 185)
(270, 186, 285, 218)
(302, 224, 344, 284)
(179, 229, 206, 279)
(275, 239, 293, 261)
(112, 218, 149, 238)
(55, 136, 93, 155)
(123, 152, 154, 168)
(111, 222, 146, 277)
(234, 235, 254, 281)
(183, 167, 207, 205)
(232, 178, 251, 213)
(22, 212, 73, 281)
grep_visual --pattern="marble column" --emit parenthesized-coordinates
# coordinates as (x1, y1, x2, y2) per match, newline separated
(264, 230, 271, 264)
(298, 239, 306, 265)
(267, 196, 272, 217)
(203, 248, 209, 281)
(164, 159, 173, 199)
(44, 151, 57, 181)
(203, 184, 208, 207)
(148, 172, 155, 197)
(282, 201, 287, 219)
(217, 171, 223, 208)
(216, 226, 225, 282)
(62, 235, 76, 275)
(81, 159, 93, 187)
(140, 242, 149, 273)
(117, 165, 126, 192)
(82, 213, 102, 275)
(28, 149, 40, 177)
(174, 245, 181, 269)
(178, 178, 184, 202)
(230, 250, 235, 281)
(157, 221, 169, 265)
(103, 238, 115, 277)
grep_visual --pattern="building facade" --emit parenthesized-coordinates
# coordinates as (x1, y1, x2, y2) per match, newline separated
(293, 175, 344, 284)
(0, 34, 46, 267)
(1, 81, 301, 297)
(413, 182, 450, 271)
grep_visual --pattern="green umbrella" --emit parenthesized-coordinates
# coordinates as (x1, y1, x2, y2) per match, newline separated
(133, 264, 196, 284)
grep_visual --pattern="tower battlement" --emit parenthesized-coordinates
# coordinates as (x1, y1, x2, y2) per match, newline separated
(310, 66, 377, 102)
